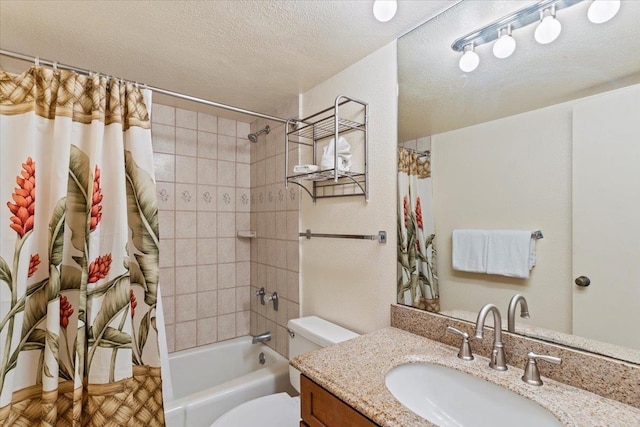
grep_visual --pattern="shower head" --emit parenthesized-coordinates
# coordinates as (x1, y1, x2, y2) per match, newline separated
(247, 125, 270, 143)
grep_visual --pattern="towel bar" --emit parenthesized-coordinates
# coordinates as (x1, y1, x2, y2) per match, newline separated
(300, 229, 387, 243)
(531, 230, 543, 239)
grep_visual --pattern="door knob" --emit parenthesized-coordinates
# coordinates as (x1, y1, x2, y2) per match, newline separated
(575, 276, 591, 287)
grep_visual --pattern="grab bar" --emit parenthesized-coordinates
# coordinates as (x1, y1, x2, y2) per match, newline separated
(300, 229, 387, 243)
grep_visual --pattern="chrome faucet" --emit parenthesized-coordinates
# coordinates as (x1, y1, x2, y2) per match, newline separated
(507, 294, 530, 332)
(474, 304, 507, 371)
(252, 331, 271, 344)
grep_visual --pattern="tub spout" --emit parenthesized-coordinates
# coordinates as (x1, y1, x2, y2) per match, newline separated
(252, 331, 271, 344)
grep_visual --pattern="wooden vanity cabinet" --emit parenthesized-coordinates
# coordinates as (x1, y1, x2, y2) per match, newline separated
(300, 374, 379, 427)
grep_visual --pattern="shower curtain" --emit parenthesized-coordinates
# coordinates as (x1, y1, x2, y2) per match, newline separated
(397, 148, 439, 312)
(0, 66, 165, 425)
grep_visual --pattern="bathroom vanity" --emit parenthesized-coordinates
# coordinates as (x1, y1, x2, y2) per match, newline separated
(291, 321, 640, 427)
(300, 375, 377, 427)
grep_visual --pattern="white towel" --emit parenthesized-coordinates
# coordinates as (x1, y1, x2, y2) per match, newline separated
(321, 137, 352, 171)
(293, 164, 319, 174)
(452, 229, 489, 273)
(486, 230, 535, 279)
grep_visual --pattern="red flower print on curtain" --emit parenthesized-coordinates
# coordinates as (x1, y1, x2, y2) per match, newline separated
(6, 157, 35, 237)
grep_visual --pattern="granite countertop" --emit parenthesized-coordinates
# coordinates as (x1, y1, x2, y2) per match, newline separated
(290, 327, 640, 427)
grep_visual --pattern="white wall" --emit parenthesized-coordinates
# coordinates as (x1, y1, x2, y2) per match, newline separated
(299, 42, 398, 334)
(432, 102, 573, 332)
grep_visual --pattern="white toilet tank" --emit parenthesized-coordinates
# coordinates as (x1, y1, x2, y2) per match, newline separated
(287, 316, 359, 393)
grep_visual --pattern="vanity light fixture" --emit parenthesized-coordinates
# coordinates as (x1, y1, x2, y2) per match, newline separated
(459, 44, 480, 72)
(493, 25, 516, 59)
(452, 0, 622, 72)
(373, 0, 397, 23)
(587, 0, 621, 23)
(534, 5, 562, 44)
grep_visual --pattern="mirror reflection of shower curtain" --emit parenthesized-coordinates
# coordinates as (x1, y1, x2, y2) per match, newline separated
(397, 148, 439, 312)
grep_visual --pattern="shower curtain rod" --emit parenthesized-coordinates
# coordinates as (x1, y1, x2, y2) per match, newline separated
(0, 48, 288, 124)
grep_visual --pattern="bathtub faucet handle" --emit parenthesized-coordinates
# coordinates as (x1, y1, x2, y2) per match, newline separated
(255, 287, 266, 305)
(265, 291, 279, 311)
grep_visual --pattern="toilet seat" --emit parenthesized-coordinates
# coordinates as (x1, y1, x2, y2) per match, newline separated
(210, 392, 300, 427)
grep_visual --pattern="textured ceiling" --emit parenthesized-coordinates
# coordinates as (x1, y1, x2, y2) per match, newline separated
(398, 0, 640, 141)
(0, 0, 455, 121)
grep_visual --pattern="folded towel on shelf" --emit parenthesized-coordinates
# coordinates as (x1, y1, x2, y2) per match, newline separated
(293, 164, 319, 174)
(452, 229, 489, 273)
(486, 230, 536, 279)
(320, 136, 352, 171)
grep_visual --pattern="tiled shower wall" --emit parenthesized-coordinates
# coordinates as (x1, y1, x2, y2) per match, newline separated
(249, 112, 301, 358)
(152, 104, 252, 352)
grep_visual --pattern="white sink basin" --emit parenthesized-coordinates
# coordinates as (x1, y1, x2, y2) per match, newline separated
(385, 363, 562, 427)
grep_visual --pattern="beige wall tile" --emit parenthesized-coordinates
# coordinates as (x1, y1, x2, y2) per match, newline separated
(217, 238, 236, 264)
(197, 131, 217, 159)
(162, 295, 175, 325)
(197, 265, 217, 292)
(217, 212, 236, 238)
(218, 313, 236, 341)
(237, 121, 250, 138)
(175, 321, 197, 350)
(197, 158, 217, 186)
(197, 212, 217, 238)
(236, 286, 250, 311)
(176, 211, 196, 238)
(197, 238, 217, 265)
(197, 290, 218, 318)
(176, 108, 197, 130)
(218, 288, 236, 315)
(176, 128, 197, 156)
(218, 117, 236, 137)
(152, 123, 176, 154)
(218, 135, 236, 162)
(175, 183, 197, 211)
(175, 266, 197, 295)
(175, 238, 197, 266)
(197, 317, 218, 345)
(198, 112, 217, 133)
(236, 310, 250, 336)
(152, 104, 175, 126)
(217, 187, 235, 212)
(158, 211, 175, 239)
(175, 294, 197, 322)
(154, 153, 175, 182)
(156, 182, 175, 211)
(159, 239, 175, 268)
(217, 263, 236, 289)
(175, 155, 197, 184)
(237, 138, 251, 164)
(164, 324, 175, 353)
(197, 185, 217, 211)
(159, 267, 175, 297)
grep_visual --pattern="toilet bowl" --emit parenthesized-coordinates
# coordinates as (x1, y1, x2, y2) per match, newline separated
(210, 316, 358, 427)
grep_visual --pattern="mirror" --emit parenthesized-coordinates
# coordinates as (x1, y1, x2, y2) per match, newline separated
(397, 0, 640, 364)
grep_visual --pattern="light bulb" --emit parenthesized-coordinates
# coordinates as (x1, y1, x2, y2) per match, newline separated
(493, 27, 516, 59)
(535, 12, 562, 44)
(588, 0, 621, 23)
(373, 0, 397, 23)
(459, 45, 479, 72)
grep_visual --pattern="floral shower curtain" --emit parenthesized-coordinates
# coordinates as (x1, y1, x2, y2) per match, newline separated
(0, 66, 165, 426)
(397, 148, 439, 312)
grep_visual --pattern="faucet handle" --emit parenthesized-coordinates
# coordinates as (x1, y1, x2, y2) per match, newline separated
(446, 326, 474, 361)
(521, 351, 562, 386)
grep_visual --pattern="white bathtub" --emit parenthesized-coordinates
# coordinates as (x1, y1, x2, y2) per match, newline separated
(164, 336, 291, 427)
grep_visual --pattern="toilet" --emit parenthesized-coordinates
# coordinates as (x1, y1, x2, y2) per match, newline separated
(211, 316, 359, 427)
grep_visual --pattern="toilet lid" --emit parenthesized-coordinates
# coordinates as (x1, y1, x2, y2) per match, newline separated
(211, 393, 300, 427)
